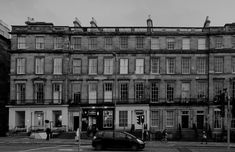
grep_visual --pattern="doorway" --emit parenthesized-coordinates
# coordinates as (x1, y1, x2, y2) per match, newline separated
(197, 115, 204, 129)
(74, 116, 79, 131)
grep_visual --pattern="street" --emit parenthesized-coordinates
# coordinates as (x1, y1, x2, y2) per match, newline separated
(0, 143, 235, 152)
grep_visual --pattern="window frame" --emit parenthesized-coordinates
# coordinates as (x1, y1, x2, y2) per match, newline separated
(181, 57, 191, 74)
(72, 58, 82, 75)
(35, 57, 45, 75)
(166, 58, 176, 74)
(182, 38, 190, 50)
(53, 58, 63, 75)
(17, 36, 26, 49)
(119, 111, 128, 127)
(71, 36, 82, 50)
(88, 58, 98, 75)
(16, 58, 26, 74)
(214, 56, 224, 73)
(104, 58, 113, 75)
(35, 36, 45, 50)
(120, 58, 128, 74)
(135, 58, 144, 74)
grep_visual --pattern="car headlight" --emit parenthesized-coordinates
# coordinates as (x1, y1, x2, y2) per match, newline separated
(137, 139, 143, 144)
(93, 136, 96, 140)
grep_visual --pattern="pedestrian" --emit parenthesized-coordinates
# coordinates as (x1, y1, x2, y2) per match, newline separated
(75, 128, 80, 142)
(161, 129, 168, 143)
(201, 130, 207, 144)
(46, 127, 51, 140)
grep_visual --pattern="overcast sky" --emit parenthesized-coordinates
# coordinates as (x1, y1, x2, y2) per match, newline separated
(1, 0, 235, 28)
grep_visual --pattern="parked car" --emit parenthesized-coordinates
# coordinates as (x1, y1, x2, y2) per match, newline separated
(92, 130, 145, 150)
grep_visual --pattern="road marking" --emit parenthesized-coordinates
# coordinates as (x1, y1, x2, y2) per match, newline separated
(58, 149, 74, 151)
(18, 145, 71, 152)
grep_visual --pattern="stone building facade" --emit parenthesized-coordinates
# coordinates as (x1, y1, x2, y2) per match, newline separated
(7, 18, 235, 139)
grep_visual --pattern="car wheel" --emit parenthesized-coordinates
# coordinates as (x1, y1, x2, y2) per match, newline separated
(95, 144, 102, 150)
(131, 144, 138, 151)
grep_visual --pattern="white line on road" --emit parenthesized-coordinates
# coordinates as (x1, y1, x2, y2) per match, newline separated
(18, 145, 71, 152)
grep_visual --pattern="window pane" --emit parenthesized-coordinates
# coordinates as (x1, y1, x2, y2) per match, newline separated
(71, 37, 81, 50)
(36, 36, 44, 49)
(151, 37, 160, 50)
(151, 111, 159, 126)
(17, 58, 25, 74)
(151, 58, 159, 74)
(182, 38, 190, 50)
(104, 83, 113, 102)
(196, 57, 206, 74)
(166, 58, 175, 74)
(89, 58, 97, 74)
(166, 82, 174, 102)
(182, 57, 190, 74)
(35, 58, 44, 74)
(120, 37, 128, 49)
(105, 37, 112, 49)
(16, 83, 25, 103)
(72, 83, 81, 104)
(119, 111, 127, 127)
(104, 58, 113, 74)
(103, 110, 113, 128)
(120, 59, 128, 74)
(34, 83, 44, 103)
(198, 38, 206, 50)
(18, 36, 26, 49)
(73, 59, 81, 74)
(214, 57, 223, 73)
(120, 83, 128, 102)
(151, 82, 159, 102)
(89, 37, 97, 50)
(167, 38, 175, 50)
(136, 37, 144, 49)
(135, 83, 144, 101)
(53, 83, 62, 104)
(166, 111, 174, 127)
(54, 37, 63, 49)
(135, 59, 144, 74)
(53, 58, 62, 74)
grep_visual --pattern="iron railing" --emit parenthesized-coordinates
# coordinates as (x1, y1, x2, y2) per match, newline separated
(8, 97, 212, 106)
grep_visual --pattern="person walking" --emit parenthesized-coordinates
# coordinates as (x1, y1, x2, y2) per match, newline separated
(201, 130, 207, 144)
(161, 129, 168, 143)
(46, 127, 51, 140)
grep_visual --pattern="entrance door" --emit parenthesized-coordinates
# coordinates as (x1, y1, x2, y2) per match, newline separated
(182, 115, 189, 128)
(74, 116, 79, 131)
(197, 115, 204, 129)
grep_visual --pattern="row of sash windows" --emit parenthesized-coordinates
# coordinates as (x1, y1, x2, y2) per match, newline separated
(16, 56, 232, 75)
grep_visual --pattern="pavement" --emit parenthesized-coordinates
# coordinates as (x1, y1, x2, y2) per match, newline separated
(0, 136, 234, 148)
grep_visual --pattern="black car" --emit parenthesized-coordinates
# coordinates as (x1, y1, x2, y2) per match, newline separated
(92, 130, 145, 150)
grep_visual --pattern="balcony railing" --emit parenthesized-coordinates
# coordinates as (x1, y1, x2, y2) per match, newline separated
(8, 98, 210, 106)
(8, 99, 66, 105)
(149, 98, 209, 106)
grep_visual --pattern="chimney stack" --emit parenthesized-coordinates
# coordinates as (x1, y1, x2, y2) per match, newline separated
(73, 17, 82, 27)
(147, 15, 153, 27)
(90, 17, 98, 27)
(203, 16, 210, 28)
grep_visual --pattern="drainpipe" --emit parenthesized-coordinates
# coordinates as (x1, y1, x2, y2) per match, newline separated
(206, 27, 210, 132)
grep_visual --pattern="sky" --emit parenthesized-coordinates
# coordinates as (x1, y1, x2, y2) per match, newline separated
(1, 0, 235, 29)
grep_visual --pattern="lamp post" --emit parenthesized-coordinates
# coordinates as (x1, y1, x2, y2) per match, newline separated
(226, 88, 231, 150)
(113, 52, 117, 131)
